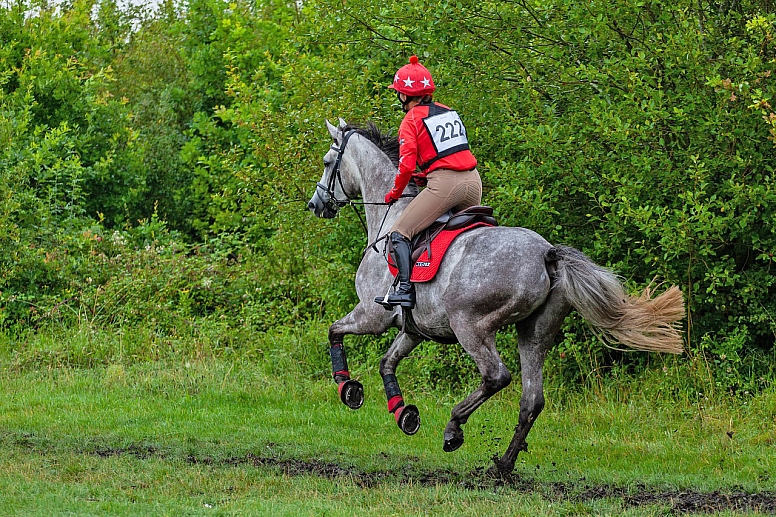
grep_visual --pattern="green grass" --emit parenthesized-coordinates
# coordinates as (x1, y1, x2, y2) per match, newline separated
(0, 356, 774, 515)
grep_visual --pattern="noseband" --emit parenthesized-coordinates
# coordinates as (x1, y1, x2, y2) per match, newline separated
(316, 129, 356, 214)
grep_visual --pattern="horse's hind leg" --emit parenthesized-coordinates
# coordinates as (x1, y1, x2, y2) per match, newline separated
(494, 293, 570, 476)
(379, 331, 424, 435)
(443, 330, 512, 453)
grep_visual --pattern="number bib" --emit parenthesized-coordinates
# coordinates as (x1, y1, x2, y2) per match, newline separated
(422, 110, 469, 156)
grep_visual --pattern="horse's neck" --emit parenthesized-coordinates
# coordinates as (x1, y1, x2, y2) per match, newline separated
(365, 198, 408, 244)
(350, 143, 405, 243)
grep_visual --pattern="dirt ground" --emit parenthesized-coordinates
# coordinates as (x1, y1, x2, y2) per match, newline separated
(88, 443, 776, 514)
(185, 453, 776, 515)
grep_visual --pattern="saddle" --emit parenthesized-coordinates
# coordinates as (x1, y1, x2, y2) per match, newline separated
(384, 205, 498, 285)
(407, 205, 498, 263)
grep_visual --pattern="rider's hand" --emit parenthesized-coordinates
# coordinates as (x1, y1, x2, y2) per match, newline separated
(385, 191, 400, 204)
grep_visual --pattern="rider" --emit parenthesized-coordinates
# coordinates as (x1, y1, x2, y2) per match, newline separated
(375, 55, 482, 310)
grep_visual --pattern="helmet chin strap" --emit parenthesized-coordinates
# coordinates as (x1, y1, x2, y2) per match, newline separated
(397, 91, 413, 112)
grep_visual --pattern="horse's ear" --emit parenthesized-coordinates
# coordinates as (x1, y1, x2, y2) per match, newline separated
(338, 117, 347, 129)
(326, 120, 339, 141)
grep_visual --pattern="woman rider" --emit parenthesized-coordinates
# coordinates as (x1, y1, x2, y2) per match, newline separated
(375, 55, 482, 310)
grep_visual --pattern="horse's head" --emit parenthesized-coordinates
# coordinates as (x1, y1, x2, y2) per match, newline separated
(308, 119, 355, 218)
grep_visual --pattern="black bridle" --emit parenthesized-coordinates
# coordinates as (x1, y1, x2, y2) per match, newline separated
(316, 129, 397, 237)
(316, 129, 357, 214)
(315, 127, 415, 243)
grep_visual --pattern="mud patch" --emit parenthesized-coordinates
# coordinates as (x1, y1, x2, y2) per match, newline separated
(575, 483, 776, 514)
(625, 490, 776, 514)
(91, 443, 163, 460)
(6, 432, 773, 514)
(193, 453, 776, 514)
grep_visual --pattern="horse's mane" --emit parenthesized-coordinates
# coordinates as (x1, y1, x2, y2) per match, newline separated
(343, 122, 400, 167)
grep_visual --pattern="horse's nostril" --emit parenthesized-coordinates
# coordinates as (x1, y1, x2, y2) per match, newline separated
(308, 201, 316, 210)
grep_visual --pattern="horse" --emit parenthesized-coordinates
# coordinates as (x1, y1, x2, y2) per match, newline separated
(308, 119, 685, 476)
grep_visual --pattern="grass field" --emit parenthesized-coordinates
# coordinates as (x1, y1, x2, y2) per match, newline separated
(1, 349, 775, 516)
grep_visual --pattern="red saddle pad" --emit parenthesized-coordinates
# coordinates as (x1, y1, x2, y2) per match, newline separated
(388, 222, 493, 283)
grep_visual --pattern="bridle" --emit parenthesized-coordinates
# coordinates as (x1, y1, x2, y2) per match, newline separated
(315, 129, 381, 236)
(314, 127, 414, 245)
(316, 129, 356, 214)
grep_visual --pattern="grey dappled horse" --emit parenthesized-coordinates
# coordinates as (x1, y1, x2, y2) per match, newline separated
(308, 119, 685, 476)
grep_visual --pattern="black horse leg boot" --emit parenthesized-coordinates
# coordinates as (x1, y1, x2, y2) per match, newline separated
(375, 231, 416, 309)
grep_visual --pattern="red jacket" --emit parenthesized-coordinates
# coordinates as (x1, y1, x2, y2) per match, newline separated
(387, 102, 477, 200)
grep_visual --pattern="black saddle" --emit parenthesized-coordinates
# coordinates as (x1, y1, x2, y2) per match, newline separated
(408, 206, 498, 263)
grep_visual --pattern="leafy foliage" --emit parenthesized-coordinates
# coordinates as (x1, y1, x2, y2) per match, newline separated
(1, 0, 775, 393)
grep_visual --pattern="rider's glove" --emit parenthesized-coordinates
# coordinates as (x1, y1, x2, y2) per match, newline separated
(385, 191, 400, 204)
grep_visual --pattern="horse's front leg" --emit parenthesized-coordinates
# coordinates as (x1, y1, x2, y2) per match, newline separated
(329, 330, 365, 410)
(379, 331, 424, 435)
(328, 302, 394, 409)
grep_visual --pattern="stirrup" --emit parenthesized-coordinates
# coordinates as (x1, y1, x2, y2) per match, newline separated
(374, 288, 414, 310)
(375, 288, 394, 310)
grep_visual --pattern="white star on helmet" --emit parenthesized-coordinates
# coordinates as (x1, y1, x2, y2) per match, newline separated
(403, 76, 415, 88)
(421, 77, 431, 88)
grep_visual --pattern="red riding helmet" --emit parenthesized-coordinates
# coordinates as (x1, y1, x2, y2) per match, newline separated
(389, 55, 436, 96)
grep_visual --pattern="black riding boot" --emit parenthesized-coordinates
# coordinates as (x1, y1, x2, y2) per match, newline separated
(375, 232, 416, 309)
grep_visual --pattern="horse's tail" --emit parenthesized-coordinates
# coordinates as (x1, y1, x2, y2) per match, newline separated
(548, 245, 685, 354)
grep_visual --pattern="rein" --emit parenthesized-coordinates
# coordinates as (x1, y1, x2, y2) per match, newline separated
(319, 128, 414, 243)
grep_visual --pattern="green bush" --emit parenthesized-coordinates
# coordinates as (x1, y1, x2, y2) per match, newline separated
(2, 0, 776, 396)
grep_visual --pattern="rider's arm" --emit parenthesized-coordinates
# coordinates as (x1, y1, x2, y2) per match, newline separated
(386, 114, 418, 201)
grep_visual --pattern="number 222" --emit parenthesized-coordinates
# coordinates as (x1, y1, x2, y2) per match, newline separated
(435, 120, 465, 142)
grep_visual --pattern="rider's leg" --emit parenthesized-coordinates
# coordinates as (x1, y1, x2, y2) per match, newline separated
(379, 231, 415, 308)
(375, 168, 483, 309)
(392, 168, 483, 239)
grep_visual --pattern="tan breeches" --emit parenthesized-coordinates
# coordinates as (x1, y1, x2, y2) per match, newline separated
(391, 168, 482, 240)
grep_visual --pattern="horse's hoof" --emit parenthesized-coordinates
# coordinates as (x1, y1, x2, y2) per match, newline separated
(485, 463, 513, 479)
(486, 454, 516, 479)
(443, 432, 464, 453)
(338, 380, 364, 410)
(395, 404, 420, 435)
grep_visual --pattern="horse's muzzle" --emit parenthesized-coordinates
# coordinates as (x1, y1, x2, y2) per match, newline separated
(308, 193, 337, 219)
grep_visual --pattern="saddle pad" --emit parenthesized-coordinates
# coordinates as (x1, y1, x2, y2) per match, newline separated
(388, 222, 493, 283)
